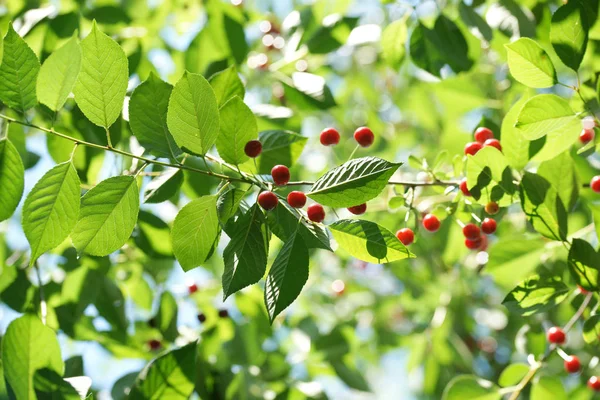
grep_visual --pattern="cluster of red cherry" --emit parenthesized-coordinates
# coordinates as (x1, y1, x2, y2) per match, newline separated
(464, 127, 502, 156)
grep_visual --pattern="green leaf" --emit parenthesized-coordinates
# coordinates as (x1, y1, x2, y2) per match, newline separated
(505, 38, 556, 88)
(216, 96, 258, 165)
(264, 231, 309, 323)
(466, 146, 516, 206)
(255, 130, 307, 174)
(281, 72, 336, 111)
(135, 211, 173, 259)
(381, 18, 408, 68)
(71, 176, 140, 256)
(568, 238, 600, 292)
(171, 195, 220, 271)
(485, 236, 545, 289)
(143, 169, 183, 204)
(22, 162, 81, 265)
(2, 314, 64, 400)
(519, 172, 567, 241)
(95, 276, 127, 330)
(33, 369, 81, 399)
(37, 35, 81, 111)
(74, 21, 128, 128)
(167, 71, 220, 155)
(222, 204, 269, 299)
(501, 93, 531, 170)
(583, 315, 600, 344)
(268, 201, 331, 250)
(442, 375, 500, 400)
(502, 274, 569, 316)
(550, 1, 588, 71)
(209, 65, 245, 106)
(329, 219, 414, 263)
(305, 17, 358, 54)
(537, 151, 578, 211)
(217, 187, 246, 225)
(129, 343, 196, 400)
(531, 376, 567, 400)
(129, 73, 181, 159)
(155, 291, 178, 342)
(308, 157, 400, 208)
(0, 23, 40, 112)
(498, 363, 529, 387)
(0, 138, 25, 222)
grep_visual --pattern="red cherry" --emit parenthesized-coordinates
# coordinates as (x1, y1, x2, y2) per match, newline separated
(396, 228, 414, 246)
(462, 223, 481, 240)
(459, 179, 471, 196)
(580, 129, 595, 144)
(591, 176, 600, 193)
(578, 285, 590, 294)
(287, 191, 307, 208)
(320, 128, 341, 146)
(258, 191, 278, 210)
(465, 237, 482, 250)
(481, 218, 497, 234)
(484, 138, 502, 152)
(464, 142, 483, 156)
(188, 283, 198, 295)
(354, 126, 374, 147)
(485, 201, 499, 215)
(588, 376, 600, 391)
(271, 165, 290, 186)
(197, 313, 206, 323)
(307, 204, 325, 223)
(564, 355, 580, 373)
(547, 326, 566, 344)
(474, 127, 494, 143)
(244, 140, 262, 158)
(218, 309, 229, 318)
(148, 339, 161, 350)
(422, 214, 441, 232)
(347, 203, 367, 215)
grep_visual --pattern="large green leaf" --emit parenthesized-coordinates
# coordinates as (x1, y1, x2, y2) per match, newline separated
(155, 291, 178, 342)
(167, 71, 220, 155)
(264, 231, 309, 323)
(129, 343, 196, 399)
(37, 35, 81, 112)
(222, 204, 269, 299)
(209, 65, 245, 106)
(442, 375, 500, 400)
(466, 146, 516, 206)
(135, 211, 173, 259)
(568, 238, 600, 292)
(498, 364, 529, 387)
(171, 195, 220, 271)
(129, 73, 181, 159)
(255, 130, 307, 174)
(74, 21, 128, 128)
(216, 96, 258, 165)
(0, 138, 25, 222)
(143, 169, 183, 204)
(217, 187, 246, 225)
(583, 315, 600, 344)
(381, 18, 408, 68)
(550, 1, 588, 71)
(531, 377, 567, 400)
(23, 162, 81, 265)
(329, 219, 413, 263)
(502, 274, 569, 316)
(537, 151, 578, 211)
(2, 314, 64, 400)
(519, 172, 567, 241)
(485, 237, 545, 289)
(268, 201, 331, 250)
(308, 157, 400, 208)
(71, 176, 140, 256)
(0, 23, 40, 112)
(505, 38, 556, 88)
(501, 93, 531, 170)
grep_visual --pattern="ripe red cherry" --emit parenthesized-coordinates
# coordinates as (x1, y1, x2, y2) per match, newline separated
(580, 129, 595, 144)
(465, 237, 482, 250)
(564, 355, 581, 373)
(591, 176, 600, 193)
(148, 339, 161, 350)
(218, 309, 229, 318)
(578, 285, 590, 294)
(307, 204, 325, 223)
(485, 201, 499, 215)
(244, 140, 262, 158)
(271, 165, 290, 185)
(258, 191, 278, 210)
(197, 313, 206, 323)
(354, 126, 374, 147)
(474, 127, 494, 143)
(287, 191, 307, 208)
(588, 376, 600, 391)
(481, 218, 497, 234)
(422, 214, 441, 232)
(396, 228, 414, 246)
(484, 138, 502, 152)
(459, 179, 470, 196)
(462, 223, 481, 240)
(547, 326, 566, 344)
(348, 203, 367, 215)
(464, 142, 483, 156)
(188, 283, 198, 295)
(320, 128, 341, 146)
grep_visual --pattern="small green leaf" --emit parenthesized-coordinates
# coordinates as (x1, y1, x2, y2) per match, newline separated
(217, 187, 246, 225)
(550, 1, 588, 71)
(442, 375, 500, 400)
(505, 38, 556, 88)
(155, 291, 178, 342)
(264, 231, 309, 323)
(216, 96, 258, 165)
(143, 169, 183, 204)
(466, 146, 516, 206)
(171, 195, 220, 271)
(531, 376, 567, 400)
(502, 274, 569, 316)
(281, 72, 336, 111)
(0, 138, 25, 222)
(519, 172, 567, 241)
(0, 23, 40, 112)
(329, 219, 414, 263)
(209, 65, 245, 106)
(501, 93, 531, 170)
(255, 130, 307, 174)
(498, 363, 529, 387)
(381, 18, 407, 68)
(71, 176, 140, 256)
(37, 35, 81, 111)
(583, 315, 600, 344)
(568, 238, 600, 292)
(268, 201, 331, 250)
(95, 276, 127, 330)
(23, 162, 81, 265)
(167, 71, 220, 155)
(308, 157, 400, 208)
(74, 21, 129, 128)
